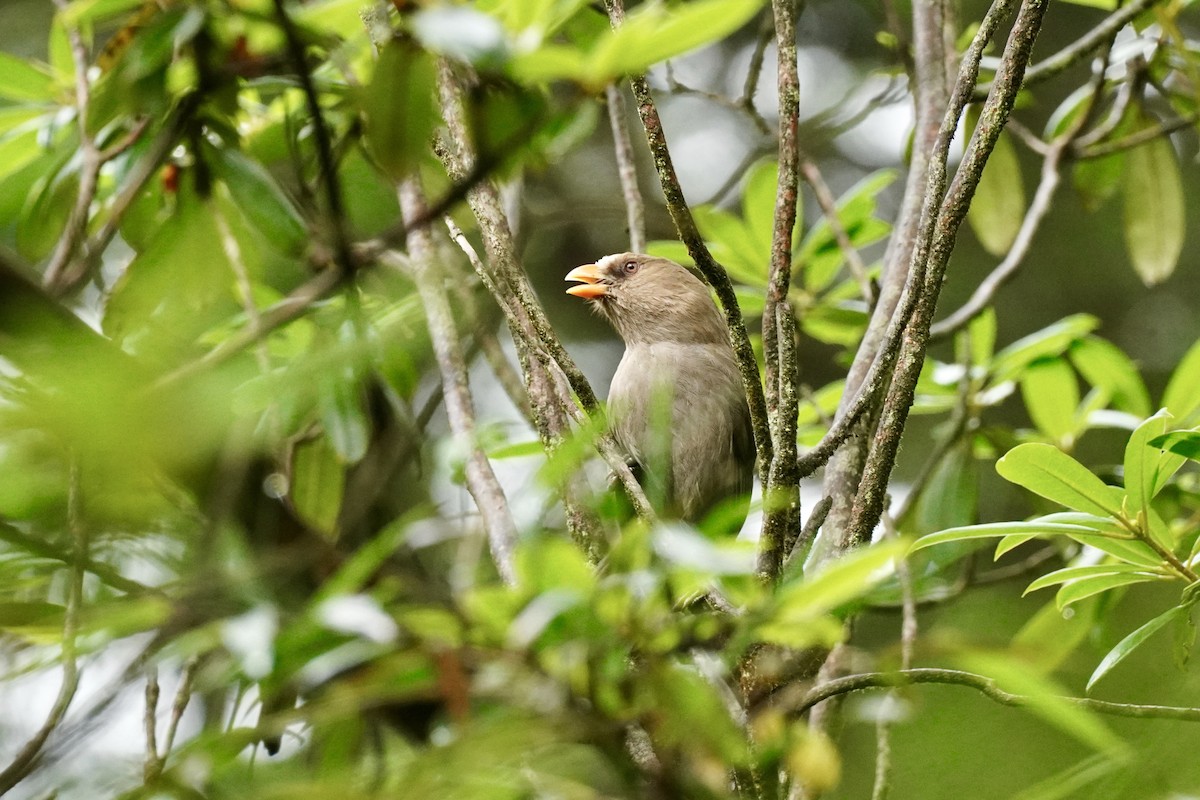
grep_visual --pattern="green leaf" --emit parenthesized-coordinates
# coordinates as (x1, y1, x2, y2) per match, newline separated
(319, 371, 369, 464)
(991, 314, 1099, 384)
(1163, 338, 1200, 421)
(211, 148, 307, 255)
(742, 158, 782, 258)
(1068, 337, 1150, 417)
(1073, 151, 1126, 213)
(773, 538, 905, 621)
(911, 520, 1096, 553)
(996, 443, 1124, 519)
(1087, 604, 1187, 690)
(1013, 597, 1100, 674)
(317, 518, 411, 601)
(1123, 410, 1185, 517)
(969, 308, 997, 368)
(1148, 429, 1200, 462)
(290, 435, 345, 538)
(59, 0, 146, 25)
(1024, 564, 1164, 595)
(967, 118, 1025, 256)
(1121, 125, 1184, 286)
(693, 206, 765, 286)
(0, 52, 55, 102)
(362, 40, 438, 181)
(1055, 572, 1162, 609)
(1054, 0, 1117, 9)
(1020, 357, 1079, 444)
(958, 652, 1127, 754)
(996, 532, 1040, 558)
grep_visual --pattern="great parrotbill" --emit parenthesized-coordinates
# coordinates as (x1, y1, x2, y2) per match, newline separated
(566, 253, 754, 527)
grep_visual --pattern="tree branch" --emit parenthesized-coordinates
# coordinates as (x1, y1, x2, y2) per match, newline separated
(795, 668, 1200, 722)
(396, 180, 518, 585)
(758, 0, 802, 583)
(605, 83, 646, 253)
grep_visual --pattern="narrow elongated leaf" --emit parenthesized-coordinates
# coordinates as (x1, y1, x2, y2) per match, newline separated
(912, 521, 1097, 552)
(958, 653, 1126, 754)
(0, 52, 54, 102)
(1024, 564, 1164, 595)
(290, 436, 345, 539)
(1163, 339, 1200, 421)
(59, 0, 146, 25)
(1020, 358, 1080, 444)
(774, 538, 905, 621)
(996, 532, 1040, 558)
(1124, 410, 1185, 517)
(1029, 513, 1160, 566)
(996, 443, 1124, 519)
(1087, 604, 1187, 690)
(1121, 128, 1184, 286)
(1055, 572, 1163, 609)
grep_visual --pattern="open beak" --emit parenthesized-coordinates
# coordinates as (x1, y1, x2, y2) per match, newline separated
(565, 264, 608, 299)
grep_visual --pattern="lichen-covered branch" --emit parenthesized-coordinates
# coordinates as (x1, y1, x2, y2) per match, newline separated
(605, 83, 646, 253)
(847, 0, 1048, 548)
(757, 0, 802, 583)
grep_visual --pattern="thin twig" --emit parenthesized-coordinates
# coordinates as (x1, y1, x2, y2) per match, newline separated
(143, 668, 161, 783)
(971, 0, 1164, 100)
(605, 83, 646, 253)
(0, 465, 87, 794)
(795, 667, 1200, 722)
(273, 0, 354, 277)
(1076, 110, 1200, 159)
(396, 180, 518, 585)
(800, 157, 876, 307)
(605, 0, 774, 484)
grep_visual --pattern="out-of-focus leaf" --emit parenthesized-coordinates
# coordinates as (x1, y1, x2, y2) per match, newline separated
(1163, 338, 1200, 421)
(638, 662, 747, 763)
(774, 538, 904, 620)
(318, 370, 369, 464)
(362, 40, 438, 181)
(967, 114, 1025, 256)
(210, 147, 307, 255)
(1123, 410, 1185, 516)
(652, 524, 756, 575)
(969, 307, 997, 367)
(1087, 604, 1187, 690)
(1020, 357, 1079, 444)
(743, 158, 782, 257)
(990, 314, 1098, 384)
(693, 206, 765, 287)
(59, 0, 145, 25)
(518, 536, 596, 593)
(411, 5, 509, 67)
(0, 52, 54, 102)
(799, 170, 895, 292)
(1068, 336, 1151, 417)
(17, 167, 78, 262)
(958, 652, 1127, 754)
(294, 0, 373, 39)
(1013, 597, 1100, 674)
(290, 435, 345, 539)
(1053, 0, 1116, 9)
(1121, 127, 1184, 286)
(1073, 151, 1125, 212)
(996, 443, 1124, 518)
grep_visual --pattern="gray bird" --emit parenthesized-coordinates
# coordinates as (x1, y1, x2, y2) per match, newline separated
(566, 253, 754, 527)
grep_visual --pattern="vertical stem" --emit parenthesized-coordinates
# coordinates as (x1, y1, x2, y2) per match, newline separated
(606, 83, 646, 253)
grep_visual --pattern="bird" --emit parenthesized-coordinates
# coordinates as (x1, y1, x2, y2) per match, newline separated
(565, 252, 754, 529)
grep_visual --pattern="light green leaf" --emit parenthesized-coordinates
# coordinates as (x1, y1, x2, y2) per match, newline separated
(290, 435, 345, 539)
(991, 315, 1099, 384)
(317, 518, 411, 600)
(1053, 0, 1117, 9)
(1068, 336, 1150, 417)
(742, 158, 781, 258)
(1024, 564, 1165, 595)
(912, 521, 1096, 552)
(773, 538, 905, 622)
(59, 0, 145, 25)
(1055, 572, 1162, 609)
(967, 120, 1025, 256)
(995, 532, 1040, 559)
(362, 40, 438, 181)
(1163, 338, 1200, 421)
(1020, 358, 1079, 444)
(1087, 604, 1187, 690)
(958, 652, 1127, 754)
(996, 443, 1124, 519)
(1123, 410, 1185, 517)
(969, 308, 997, 367)
(319, 372, 369, 464)
(1121, 127, 1184, 286)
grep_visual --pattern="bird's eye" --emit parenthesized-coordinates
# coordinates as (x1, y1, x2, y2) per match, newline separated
(623, 260, 639, 274)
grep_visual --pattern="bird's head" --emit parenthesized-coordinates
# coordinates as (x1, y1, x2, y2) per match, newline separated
(565, 253, 727, 346)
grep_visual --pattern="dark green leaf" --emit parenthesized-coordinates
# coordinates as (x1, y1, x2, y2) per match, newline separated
(362, 40, 438, 181)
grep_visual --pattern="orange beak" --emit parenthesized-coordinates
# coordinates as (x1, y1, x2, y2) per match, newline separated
(565, 264, 608, 299)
